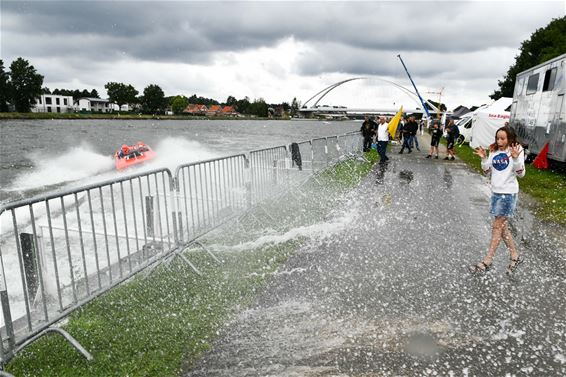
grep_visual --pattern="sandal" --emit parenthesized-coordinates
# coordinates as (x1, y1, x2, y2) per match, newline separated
(506, 256, 524, 274)
(469, 261, 492, 274)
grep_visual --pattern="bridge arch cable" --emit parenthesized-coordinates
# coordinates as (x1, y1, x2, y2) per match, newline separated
(304, 77, 440, 113)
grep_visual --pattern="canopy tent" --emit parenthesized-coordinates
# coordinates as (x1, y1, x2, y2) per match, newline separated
(469, 97, 512, 149)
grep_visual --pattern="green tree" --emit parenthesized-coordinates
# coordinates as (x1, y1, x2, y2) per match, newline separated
(140, 84, 166, 114)
(247, 98, 268, 117)
(225, 95, 237, 106)
(9, 57, 44, 112)
(0, 60, 10, 112)
(188, 94, 219, 106)
(491, 16, 566, 99)
(290, 97, 301, 116)
(235, 96, 250, 114)
(105, 82, 138, 109)
(90, 89, 99, 98)
(171, 95, 189, 115)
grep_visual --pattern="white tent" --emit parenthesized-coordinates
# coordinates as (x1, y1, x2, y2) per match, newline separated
(469, 97, 512, 148)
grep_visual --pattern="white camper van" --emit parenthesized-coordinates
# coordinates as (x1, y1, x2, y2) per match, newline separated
(510, 53, 566, 162)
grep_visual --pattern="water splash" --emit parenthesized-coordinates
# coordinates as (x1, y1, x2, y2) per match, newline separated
(9, 142, 114, 191)
(142, 137, 219, 172)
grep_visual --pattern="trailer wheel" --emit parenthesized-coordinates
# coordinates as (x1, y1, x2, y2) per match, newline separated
(456, 135, 466, 146)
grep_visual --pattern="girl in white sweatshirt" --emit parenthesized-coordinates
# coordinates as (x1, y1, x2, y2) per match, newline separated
(469, 126, 525, 274)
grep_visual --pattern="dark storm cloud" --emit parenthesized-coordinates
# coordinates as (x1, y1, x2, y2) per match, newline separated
(3, 1, 561, 71)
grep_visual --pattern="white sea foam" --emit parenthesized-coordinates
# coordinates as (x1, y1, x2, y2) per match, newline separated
(8, 138, 218, 192)
(141, 137, 219, 172)
(208, 206, 358, 252)
(10, 142, 114, 190)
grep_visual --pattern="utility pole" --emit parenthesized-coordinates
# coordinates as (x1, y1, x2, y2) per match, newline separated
(397, 54, 431, 119)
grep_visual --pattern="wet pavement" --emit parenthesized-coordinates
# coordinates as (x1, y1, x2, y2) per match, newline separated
(184, 135, 566, 376)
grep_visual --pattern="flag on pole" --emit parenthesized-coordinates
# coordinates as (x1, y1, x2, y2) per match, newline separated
(388, 106, 404, 138)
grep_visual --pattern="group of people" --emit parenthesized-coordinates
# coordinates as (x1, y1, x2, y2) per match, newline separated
(360, 115, 390, 162)
(360, 115, 460, 162)
(426, 118, 460, 160)
(361, 116, 526, 275)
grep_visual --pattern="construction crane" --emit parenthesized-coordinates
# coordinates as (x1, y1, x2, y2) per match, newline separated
(397, 54, 431, 119)
(425, 87, 445, 118)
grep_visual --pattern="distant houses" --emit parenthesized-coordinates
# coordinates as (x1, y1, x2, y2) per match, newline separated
(76, 98, 114, 113)
(32, 94, 74, 113)
(183, 104, 240, 117)
(31, 95, 239, 116)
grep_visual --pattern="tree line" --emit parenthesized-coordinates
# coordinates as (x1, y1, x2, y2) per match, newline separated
(0, 57, 301, 117)
(491, 16, 565, 100)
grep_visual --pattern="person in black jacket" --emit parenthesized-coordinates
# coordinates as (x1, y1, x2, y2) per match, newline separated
(426, 121, 442, 158)
(360, 116, 377, 152)
(444, 119, 460, 160)
(399, 116, 417, 154)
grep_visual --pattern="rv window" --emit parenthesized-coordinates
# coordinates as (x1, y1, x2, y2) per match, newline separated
(543, 68, 557, 92)
(526, 73, 539, 95)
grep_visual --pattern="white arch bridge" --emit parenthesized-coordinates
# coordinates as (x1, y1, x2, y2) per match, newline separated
(298, 77, 442, 119)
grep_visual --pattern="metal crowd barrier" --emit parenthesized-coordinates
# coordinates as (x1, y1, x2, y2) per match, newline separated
(0, 168, 174, 365)
(0, 131, 363, 368)
(174, 154, 249, 243)
(248, 145, 288, 205)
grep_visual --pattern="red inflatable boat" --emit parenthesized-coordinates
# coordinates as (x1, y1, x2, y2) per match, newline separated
(114, 142, 157, 170)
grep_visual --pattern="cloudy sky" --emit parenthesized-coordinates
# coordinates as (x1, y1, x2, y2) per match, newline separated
(1, 0, 564, 110)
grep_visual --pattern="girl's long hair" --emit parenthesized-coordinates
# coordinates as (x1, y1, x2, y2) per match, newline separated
(489, 126, 518, 152)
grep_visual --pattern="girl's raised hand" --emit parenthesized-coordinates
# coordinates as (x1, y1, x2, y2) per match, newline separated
(510, 144, 523, 159)
(474, 147, 486, 159)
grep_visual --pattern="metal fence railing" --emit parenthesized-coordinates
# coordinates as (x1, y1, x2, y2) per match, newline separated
(249, 145, 289, 205)
(0, 168, 174, 365)
(174, 154, 249, 243)
(0, 131, 363, 368)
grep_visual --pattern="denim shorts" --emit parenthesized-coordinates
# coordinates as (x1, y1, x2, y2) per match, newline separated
(490, 193, 517, 217)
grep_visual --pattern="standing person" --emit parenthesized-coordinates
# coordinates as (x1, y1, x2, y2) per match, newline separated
(469, 126, 525, 275)
(411, 117, 420, 151)
(376, 116, 390, 163)
(395, 117, 406, 144)
(443, 119, 459, 160)
(399, 116, 417, 154)
(426, 121, 442, 159)
(360, 116, 376, 152)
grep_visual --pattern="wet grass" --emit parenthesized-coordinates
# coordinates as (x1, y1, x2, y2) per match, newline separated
(6, 245, 297, 377)
(456, 143, 566, 225)
(5, 154, 379, 376)
(320, 149, 380, 187)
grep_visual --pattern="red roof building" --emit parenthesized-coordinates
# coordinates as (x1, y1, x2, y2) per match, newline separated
(206, 105, 221, 116)
(184, 104, 208, 115)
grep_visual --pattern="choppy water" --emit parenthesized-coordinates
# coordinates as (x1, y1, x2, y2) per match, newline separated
(0, 119, 359, 204)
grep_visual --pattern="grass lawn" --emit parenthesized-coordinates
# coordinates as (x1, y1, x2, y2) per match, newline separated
(456, 143, 566, 225)
(6, 153, 378, 376)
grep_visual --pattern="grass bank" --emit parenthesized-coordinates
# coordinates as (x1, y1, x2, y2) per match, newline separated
(6, 154, 378, 376)
(456, 143, 566, 225)
(0, 112, 282, 121)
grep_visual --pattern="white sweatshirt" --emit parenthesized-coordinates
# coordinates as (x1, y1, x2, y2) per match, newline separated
(481, 147, 525, 194)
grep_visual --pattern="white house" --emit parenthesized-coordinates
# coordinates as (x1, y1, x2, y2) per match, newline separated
(75, 97, 114, 113)
(32, 94, 74, 113)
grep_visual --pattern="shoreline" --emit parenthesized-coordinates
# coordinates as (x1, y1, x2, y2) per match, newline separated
(0, 112, 287, 121)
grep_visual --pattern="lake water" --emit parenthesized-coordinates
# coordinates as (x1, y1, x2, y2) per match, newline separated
(0, 119, 360, 203)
